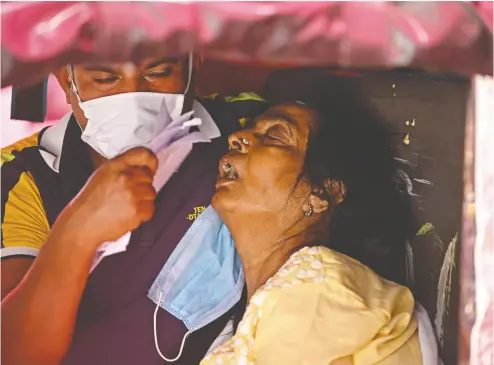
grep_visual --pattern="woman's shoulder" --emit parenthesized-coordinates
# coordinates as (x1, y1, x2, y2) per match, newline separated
(247, 246, 420, 365)
(262, 246, 415, 314)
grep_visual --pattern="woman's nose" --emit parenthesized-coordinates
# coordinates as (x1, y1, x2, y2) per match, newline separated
(228, 132, 250, 153)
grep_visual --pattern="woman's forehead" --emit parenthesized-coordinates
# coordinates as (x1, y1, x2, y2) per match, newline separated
(258, 103, 317, 130)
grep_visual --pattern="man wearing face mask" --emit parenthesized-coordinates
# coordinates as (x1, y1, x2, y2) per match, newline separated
(1, 54, 266, 365)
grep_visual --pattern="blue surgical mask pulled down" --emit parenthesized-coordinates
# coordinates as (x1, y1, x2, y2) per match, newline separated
(148, 206, 244, 334)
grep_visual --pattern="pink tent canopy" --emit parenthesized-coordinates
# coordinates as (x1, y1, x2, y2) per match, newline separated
(1, 1, 492, 87)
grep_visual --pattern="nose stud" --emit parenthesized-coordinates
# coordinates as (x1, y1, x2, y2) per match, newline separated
(241, 138, 250, 145)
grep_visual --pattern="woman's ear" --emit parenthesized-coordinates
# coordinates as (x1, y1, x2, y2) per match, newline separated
(311, 179, 346, 213)
(309, 193, 330, 214)
(326, 179, 346, 204)
(53, 67, 72, 105)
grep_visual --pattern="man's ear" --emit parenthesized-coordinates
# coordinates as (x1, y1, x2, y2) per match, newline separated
(193, 53, 203, 70)
(53, 67, 72, 105)
(191, 53, 202, 95)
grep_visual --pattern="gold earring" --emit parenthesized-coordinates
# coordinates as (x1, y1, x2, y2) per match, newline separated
(305, 202, 313, 217)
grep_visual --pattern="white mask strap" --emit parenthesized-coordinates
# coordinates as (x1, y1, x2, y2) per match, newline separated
(66, 65, 82, 102)
(153, 291, 191, 362)
(184, 53, 193, 95)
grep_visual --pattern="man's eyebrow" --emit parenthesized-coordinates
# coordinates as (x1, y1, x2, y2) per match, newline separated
(81, 58, 180, 73)
(144, 57, 179, 70)
(82, 64, 118, 73)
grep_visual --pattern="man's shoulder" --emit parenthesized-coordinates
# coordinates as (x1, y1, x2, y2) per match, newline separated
(1, 131, 41, 168)
(1, 129, 51, 207)
(1, 131, 51, 252)
(202, 92, 266, 103)
(1, 131, 44, 212)
(199, 92, 268, 128)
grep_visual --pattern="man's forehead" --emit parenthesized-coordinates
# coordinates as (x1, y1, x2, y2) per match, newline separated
(76, 56, 182, 72)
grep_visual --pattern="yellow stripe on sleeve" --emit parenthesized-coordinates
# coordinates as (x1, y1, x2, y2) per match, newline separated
(1, 132, 40, 168)
(2, 171, 50, 250)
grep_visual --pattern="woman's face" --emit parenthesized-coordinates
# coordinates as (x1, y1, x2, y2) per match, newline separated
(212, 104, 317, 218)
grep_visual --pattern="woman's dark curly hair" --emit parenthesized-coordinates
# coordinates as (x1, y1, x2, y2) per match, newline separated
(231, 70, 417, 331)
(280, 73, 416, 286)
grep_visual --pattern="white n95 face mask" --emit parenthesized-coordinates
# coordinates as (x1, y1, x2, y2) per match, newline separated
(78, 92, 184, 159)
(68, 55, 193, 159)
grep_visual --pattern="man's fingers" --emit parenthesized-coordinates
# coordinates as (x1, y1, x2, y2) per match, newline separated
(133, 183, 157, 201)
(137, 200, 155, 222)
(122, 166, 155, 183)
(115, 147, 159, 175)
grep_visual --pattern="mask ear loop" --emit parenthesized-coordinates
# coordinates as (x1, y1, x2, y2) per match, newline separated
(66, 65, 86, 132)
(66, 65, 82, 103)
(153, 291, 192, 362)
(183, 53, 193, 95)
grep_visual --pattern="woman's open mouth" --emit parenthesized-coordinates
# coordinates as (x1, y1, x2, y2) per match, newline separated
(216, 159, 240, 188)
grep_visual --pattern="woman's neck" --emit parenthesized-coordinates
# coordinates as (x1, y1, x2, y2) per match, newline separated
(241, 244, 296, 300)
(226, 213, 309, 300)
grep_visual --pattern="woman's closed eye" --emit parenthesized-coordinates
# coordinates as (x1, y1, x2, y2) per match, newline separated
(264, 125, 291, 143)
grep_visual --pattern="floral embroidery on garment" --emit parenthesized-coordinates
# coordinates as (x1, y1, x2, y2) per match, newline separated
(200, 246, 325, 365)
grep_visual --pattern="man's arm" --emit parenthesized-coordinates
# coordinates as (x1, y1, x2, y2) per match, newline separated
(1, 224, 98, 365)
(1, 257, 34, 299)
(0, 165, 100, 364)
(1, 148, 158, 365)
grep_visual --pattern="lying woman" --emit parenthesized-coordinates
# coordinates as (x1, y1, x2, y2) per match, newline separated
(200, 91, 426, 364)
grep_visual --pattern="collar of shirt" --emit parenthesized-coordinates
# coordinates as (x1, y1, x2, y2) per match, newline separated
(36, 99, 220, 206)
(38, 99, 220, 174)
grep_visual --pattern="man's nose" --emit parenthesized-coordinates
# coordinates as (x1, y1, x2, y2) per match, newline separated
(137, 77, 153, 92)
(228, 132, 251, 153)
(118, 77, 152, 93)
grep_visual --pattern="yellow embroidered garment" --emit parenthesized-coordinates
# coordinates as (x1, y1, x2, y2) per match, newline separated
(201, 246, 422, 365)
